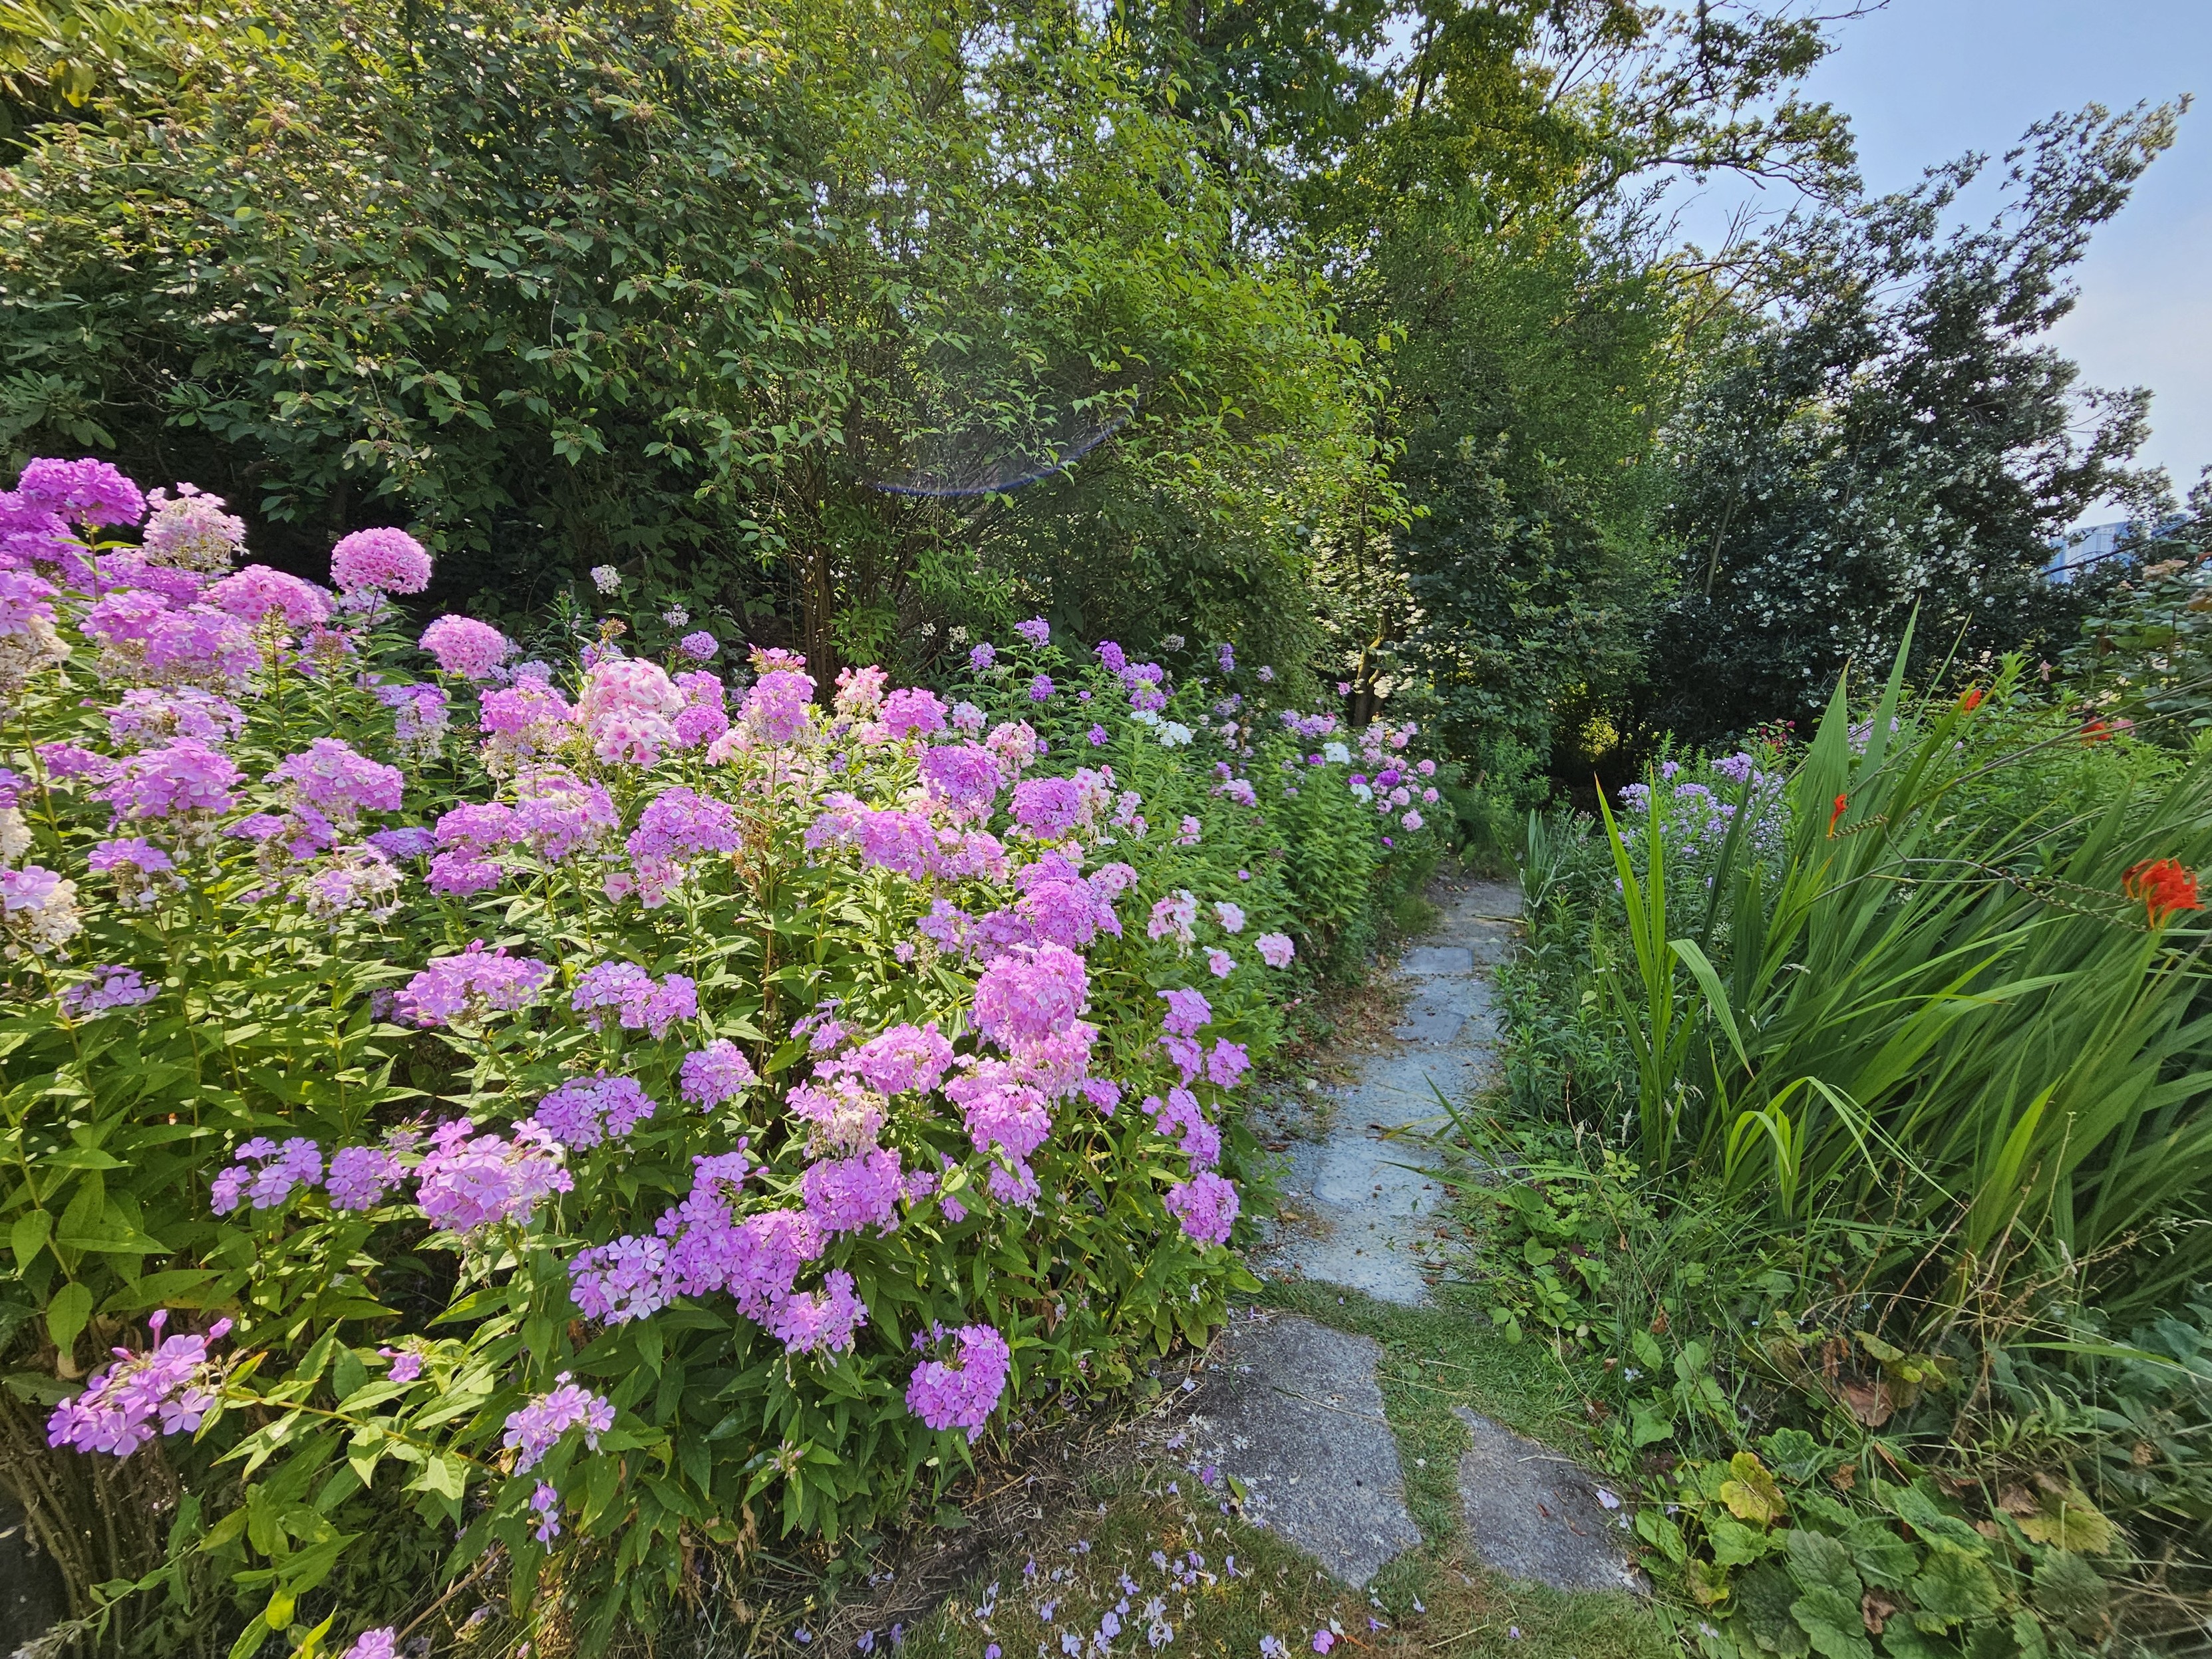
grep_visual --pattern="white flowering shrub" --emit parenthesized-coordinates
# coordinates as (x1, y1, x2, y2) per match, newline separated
(0, 459, 1443, 1651)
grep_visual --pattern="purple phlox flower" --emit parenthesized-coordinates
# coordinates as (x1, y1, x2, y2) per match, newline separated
(1028, 673, 1053, 702)
(1157, 987, 1211, 1037)
(204, 564, 332, 632)
(905, 1323, 1011, 1441)
(1010, 776, 1081, 840)
(97, 738, 240, 822)
(971, 943, 1088, 1048)
(1206, 1039, 1250, 1090)
(209, 1136, 323, 1216)
(1014, 617, 1050, 647)
(412, 1119, 571, 1234)
(571, 961, 697, 1038)
(269, 738, 402, 824)
(919, 742, 1002, 820)
(627, 785, 741, 868)
(502, 1372, 614, 1471)
(880, 686, 947, 741)
(59, 965, 157, 1020)
(513, 768, 617, 861)
(1164, 1172, 1238, 1246)
(18, 456, 145, 530)
(420, 614, 510, 680)
(800, 1147, 904, 1234)
(530, 1479, 563, 1544)
(968, 641, 997, 672)
(45, 1310, 231, 1458)
(678, 629, 718, 661)
(379, 1346, 424, 1383)
(680, 1039, 759, 1108)
(530, 1071, 657, 1149)
(393, 941, 553, 1028)
(327, 1145, 408, 1210)
(330, 528, 432, 595)
(841, 1022, 955, 1096)
(1151, 1089, 1221, 1171)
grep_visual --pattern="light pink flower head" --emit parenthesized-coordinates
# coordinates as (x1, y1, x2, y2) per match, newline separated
(420, 615, 510, 680)
(330, 528, 432, 595)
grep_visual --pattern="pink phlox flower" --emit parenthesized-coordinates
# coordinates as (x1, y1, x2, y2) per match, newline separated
(420, 615, 511, 680)
(414, 1118, 572, 1233)
(18, 456, 144, 530)
(627, 786, 741, 866)
(833, 664, 886, 718)
(971, 943, 1088, 1049)
(983, 720, 1041, 778)
(1159, 1034, 1203, 1086)
(950, 699, 986, 734)
(844, 1022, 955, 1096)
(204, 565, 331, 631)
(501, 1372, 614, 1471)
(947, 1062, 1052, 1161)
(1254, 932, 1295, 968)
(1157, 987, 1212, 1037)
(1175, 816, 1201, 846)
(1205, 947, 1235, 979)
(392, 941, 555, 1028)
(97, 738, 239, 822)
(1088, 861, 1139, 899)
(1146, 890, 1197, 949)
(329, 528, 432, 594)
(679, 1040, 758, 1108)
(766, 1269, 868, 1355)
(1080, 1077, 1122, 1114)
(530, 1072, 657, 1149)
(1164, 1171, 1239, 1246)
(800, 1147, 905, 1234)
(1212, 901, 1245, 933)
(906, 1323, 1011, 1440)
(478, 681, 575, 761)
(45, 1310, 232, 1458)
(268, 738, 402, 824)
(919, 743, 1002, 820)
(0, 568, 57, 634)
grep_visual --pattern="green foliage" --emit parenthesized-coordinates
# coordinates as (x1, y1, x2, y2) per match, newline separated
(1644, 105, 2179, 744)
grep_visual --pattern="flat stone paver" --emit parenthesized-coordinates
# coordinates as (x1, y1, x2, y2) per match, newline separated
(1253, 877, 1519, 1303)
(1455, 1408, 1649, 1594)
(1170, 1312, 1421, 1586)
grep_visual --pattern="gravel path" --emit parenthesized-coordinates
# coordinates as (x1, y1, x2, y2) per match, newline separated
(1250, 874, 1521, 1304)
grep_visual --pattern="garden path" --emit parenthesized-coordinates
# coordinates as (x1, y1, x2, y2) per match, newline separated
(1249, 873, 1521, 1304)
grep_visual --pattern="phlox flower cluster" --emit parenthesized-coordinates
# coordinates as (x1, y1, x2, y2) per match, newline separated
(575, 657, 689, 764)
(59, 964, 156, 1018)
(740, 667, 816, 746)
(329, 528, 432, 595)
(905, 1324, 1011, 1441)
(414, 1118, 573, 1233)
(46, 1311, 231, 1457)
(104, 687, 245, 750)
(478, 680, 574, 769)
(502, 1373, 615, 1472)
(97, 738, 240, 822)
(392, 941, 554, 1028)
(327, 1145, 407, 1210)
(1163, 1171, 1239, 1247)
(1, 863, 82, 955)
(211, 1137, 325, 1215)
(79, 590, 257, 690)
(299, 843, 402, 923)
(139, 487, 244, 573)
(530, 1072, 657, 1149)
(680, 1039, 759, 1108)
(571, 961, 698, 1038)
(267, 739, 402, 824)
(420, 614, 510, 679)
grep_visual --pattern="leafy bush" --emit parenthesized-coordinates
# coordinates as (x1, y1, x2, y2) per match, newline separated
(0, 456, 1443, 1653)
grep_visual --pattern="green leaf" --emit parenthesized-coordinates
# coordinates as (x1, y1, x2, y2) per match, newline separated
(1736, 1564, 1813, 1658)
(47, 1280, 93, 1357)
(1788, 1585, 1874, 1659)
(1881, 1482, 1989, 1557)
(1760, 1429, 1827, 1483)
(1909, 1548, 2006, 1632)
(1843, 1519, 1919, 1590)
(1710, 1517, 1774, 1567)
(2028, 1551, 2109, 1640)
(1786, 1529, 1861, 1600)
(10, 1207, 51, 1270)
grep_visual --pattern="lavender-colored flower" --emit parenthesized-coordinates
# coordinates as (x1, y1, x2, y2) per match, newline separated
(800, 1147, 904, 1234)
(1204, 947, 1234, 980)
(569, 1233, 673, 1324)
(1215, 643, 1235, 673)
(880, 686, 947, 740)
(738, 667, 816, 746)
(17, 456, 144, 529)
(502, 1372, 614, 1472)
(571, 961, 698, 1039)
(1010, 776, 1081, 839)
(367, 826, 436, 861)
(531, 1480, 563, 1544)
(678, 630, 718, 661)
(626, 786, 741, 865)
(1028, 674, 1053, 702)
(1158, 988, 1211, 1036)
(98, 738, 240, 821)
(969, 641, 996, 671)
(414, 1118, 572, 1234)
(46, 1311, 231, 1458)
(1164, 1172, 1238, 1246)
(420, 615, 510, 680)
(269, 738, 402, 824)
(1087, 724, 1108, 746)
(379, 1347, 423, 1382)
(678, 1039, 758, 1110)
(59, 965, 156, 1019)
(845, 1023, 955, 1096)
(971, 945, 1087, 1048)
(209, 1136, 323, 1215)
(392, 941, 554, 1028)
(330, 528, 432, 594)
(530, 1072, 657, 1149)
(1014, 618, 1050, 648)
(204, 565, 332, 631)
(341, 1630, 398, 1659)
(905, 1323, 1011, 1441)
(918, 744, 1001, 820)
(327, 1146, 407, 1210)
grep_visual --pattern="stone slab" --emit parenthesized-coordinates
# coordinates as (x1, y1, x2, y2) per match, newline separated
(1453, 1408, 1648, 1595)
(1400, 945, 1475, 977)
(1174, 1314, 1422, 1585)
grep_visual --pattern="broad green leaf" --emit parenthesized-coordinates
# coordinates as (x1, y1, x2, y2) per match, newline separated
(10, 1207, 51, 1270)
(1788, 1584, 1874, 1659)
(1908, 1548, 2005, 1631)
(47, 1280, 93, 1357)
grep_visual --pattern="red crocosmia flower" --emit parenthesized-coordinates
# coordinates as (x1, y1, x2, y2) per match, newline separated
(2124, 857, 2202, 925)
(2081, 718, 2113, 744)
(1827, 794, 1847, 837)
(1957, 686, 1984, 713)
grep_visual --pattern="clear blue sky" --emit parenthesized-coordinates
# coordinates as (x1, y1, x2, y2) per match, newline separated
(1672, 0, 2211, 521)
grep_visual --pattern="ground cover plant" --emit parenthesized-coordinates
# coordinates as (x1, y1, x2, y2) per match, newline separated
(1456, 648, 2212, 1659)
(0, 456, 1446, 1656)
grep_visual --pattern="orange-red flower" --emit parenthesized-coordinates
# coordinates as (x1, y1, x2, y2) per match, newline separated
(2124, 857, 2202, 925)
(1827, 794, 1847, 838)
(2082, 718, 2114, 744)
(1957, 686, 1984, 713)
